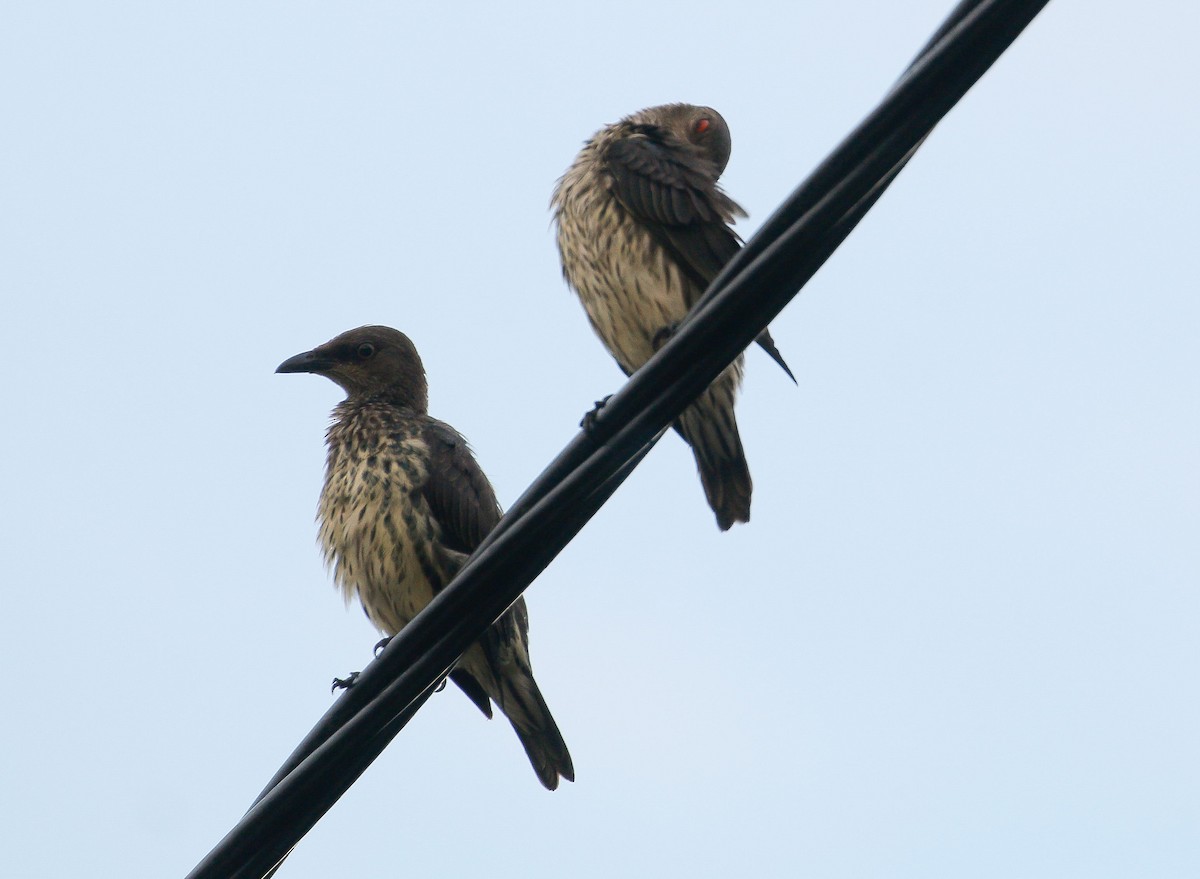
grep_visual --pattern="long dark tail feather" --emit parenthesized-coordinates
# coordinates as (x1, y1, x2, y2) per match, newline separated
(506, 682, 576, 787)
(755, 327, 797, 384)
(465, 623, 573, 790)
(674, 382, 752, 530)
(498, 674, 574, 790)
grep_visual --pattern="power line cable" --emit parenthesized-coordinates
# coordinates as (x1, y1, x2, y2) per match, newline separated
(185, 3, 1050, 876)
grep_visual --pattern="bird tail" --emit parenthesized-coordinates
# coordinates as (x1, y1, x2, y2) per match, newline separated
(497, 674, 575, 791)
(675, 373, 751, 531)
(461, 641, 574, 790)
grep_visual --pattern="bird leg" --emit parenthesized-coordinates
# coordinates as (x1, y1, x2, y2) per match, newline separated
(580, 395, 613, 434)
(327, 638, 392, 693)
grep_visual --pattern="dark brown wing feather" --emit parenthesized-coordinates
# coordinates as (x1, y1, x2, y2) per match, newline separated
(420, 418, 532, 718)
(604, 124, 795, 381)
(604, 123, 744, 306)
(421, 418, 502, 556)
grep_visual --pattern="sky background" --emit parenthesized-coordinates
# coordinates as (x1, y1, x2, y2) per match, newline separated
(2, 2, 1197, 877)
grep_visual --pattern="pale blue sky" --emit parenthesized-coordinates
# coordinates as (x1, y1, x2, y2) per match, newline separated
(2, 2, 1197, 877)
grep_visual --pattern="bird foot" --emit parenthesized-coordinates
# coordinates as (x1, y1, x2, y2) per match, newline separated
(651, 321, 681, 352)
(373, 636, 392, 657)
(435, 678, 448, 693)
(580, 395, 613, 433)
(331, 671, 360, 693)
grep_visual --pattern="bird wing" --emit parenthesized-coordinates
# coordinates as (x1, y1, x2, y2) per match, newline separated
(421, 418, 503, 557)
(604, 125, 796, 382)
(604, 123, 745, 302)
(421, 418, 531, 717)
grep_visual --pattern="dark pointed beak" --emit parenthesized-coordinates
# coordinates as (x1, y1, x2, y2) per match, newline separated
(276, 349, 332, 374)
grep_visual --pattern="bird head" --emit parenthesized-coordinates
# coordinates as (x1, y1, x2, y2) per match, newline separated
(631, 103, 734, 176)
(276, 325, 429, 411)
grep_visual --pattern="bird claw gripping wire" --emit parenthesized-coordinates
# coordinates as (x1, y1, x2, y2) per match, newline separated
(330, 672, 360, 693)
(373, 637, 392, 657)
(579, 395, 613, 434)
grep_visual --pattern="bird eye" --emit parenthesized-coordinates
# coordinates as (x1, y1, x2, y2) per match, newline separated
(693, 118, 711, 135)
(357, 343, 376, 359)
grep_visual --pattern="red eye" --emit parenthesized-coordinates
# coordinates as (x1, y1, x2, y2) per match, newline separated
(694, 118, 711, 135)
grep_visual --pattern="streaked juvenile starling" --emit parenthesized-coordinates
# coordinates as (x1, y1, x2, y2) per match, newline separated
(277, 326, 573, 790)
(552, 103, 792, 531)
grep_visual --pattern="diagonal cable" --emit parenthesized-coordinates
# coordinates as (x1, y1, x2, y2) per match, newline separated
(186, 2, 1051, 876)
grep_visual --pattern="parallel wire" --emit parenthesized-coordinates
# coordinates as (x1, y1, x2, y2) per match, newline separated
(186, 2, 1050, 876)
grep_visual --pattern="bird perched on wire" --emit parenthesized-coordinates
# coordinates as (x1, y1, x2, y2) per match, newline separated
(551, 102, 793, 531)
(276, 325, 573, 790)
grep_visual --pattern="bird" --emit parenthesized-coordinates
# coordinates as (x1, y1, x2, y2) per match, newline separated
(276, 325, 573, 790)
(551, 102, 792, 531)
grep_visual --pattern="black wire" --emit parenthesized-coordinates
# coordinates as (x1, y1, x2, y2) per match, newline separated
(215, 444, 659, 879)
(238, 435, 660, 820)
(249, 683, 440, 879)
(233, 2, 977, 815)
(701, 0, 1040, 321)
(186, 2, 1050, 876)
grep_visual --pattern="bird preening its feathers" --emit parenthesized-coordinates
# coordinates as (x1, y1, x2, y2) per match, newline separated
(277, 326, 573, 791)
(552, 102, 792, 531)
